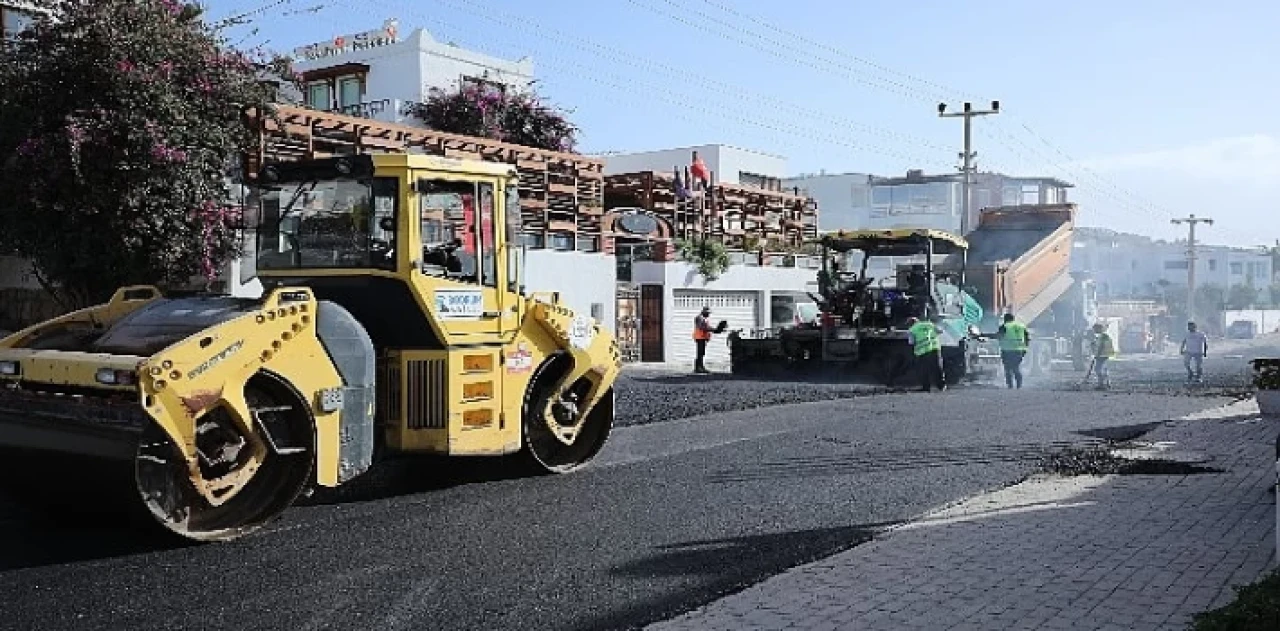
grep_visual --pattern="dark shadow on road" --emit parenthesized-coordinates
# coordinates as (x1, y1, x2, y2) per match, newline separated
(0, 448, 196, 571)
(0, 449, 538, 571)
(297, 454, 540, 507)
(584, 525, 879, 631)
(1074, 421, 1167, 442)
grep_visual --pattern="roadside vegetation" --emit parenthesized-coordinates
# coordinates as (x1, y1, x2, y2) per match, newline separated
(1191, 568, 1280, 630)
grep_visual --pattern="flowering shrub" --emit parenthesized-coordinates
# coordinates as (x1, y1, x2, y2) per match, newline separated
(0, 0, 296, 308)
(1250, 358, 1280, 390)
(406, 84, 579, 153)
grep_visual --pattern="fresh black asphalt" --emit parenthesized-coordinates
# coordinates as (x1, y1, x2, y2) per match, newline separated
(0, 371, 1231, 631)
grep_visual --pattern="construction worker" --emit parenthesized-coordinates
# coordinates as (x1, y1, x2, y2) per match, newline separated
(1180, 321, 1209, 383)
(997, 312, 1030, 389)
(908, 316, 946, 392)
(1090, 322, 1117, 390)
(692, 306, 715, 374)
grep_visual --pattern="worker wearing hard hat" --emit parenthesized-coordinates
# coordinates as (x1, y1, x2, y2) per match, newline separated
(908, 315, 946, 392)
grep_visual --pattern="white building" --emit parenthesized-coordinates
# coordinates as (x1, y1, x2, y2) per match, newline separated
(784, 169, 1073, 235)
(1073, 228, 1274, 300)
(603, 144, 820, 367)
(287, 19, 535, 125)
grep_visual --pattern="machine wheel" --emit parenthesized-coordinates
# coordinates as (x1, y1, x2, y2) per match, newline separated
(943, 345, 968, 385)
(520, 358, 614, 474)
(133, 372, 315, 542)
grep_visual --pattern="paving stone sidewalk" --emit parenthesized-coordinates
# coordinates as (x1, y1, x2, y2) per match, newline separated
(649, 398, 1279, 631)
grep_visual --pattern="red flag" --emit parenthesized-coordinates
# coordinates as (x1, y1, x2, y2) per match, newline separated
(690, 152, 709, 185)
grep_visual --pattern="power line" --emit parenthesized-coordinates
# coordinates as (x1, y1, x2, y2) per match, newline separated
(330, 0, 949, 168)
(359, 0, 951, 165)
(624, 0, 1206, 230)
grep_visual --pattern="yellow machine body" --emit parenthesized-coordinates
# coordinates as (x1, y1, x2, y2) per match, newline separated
(0, 153, 620, 541)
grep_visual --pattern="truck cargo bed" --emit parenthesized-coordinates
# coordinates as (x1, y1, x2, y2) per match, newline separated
(957, 204, 1077, 327)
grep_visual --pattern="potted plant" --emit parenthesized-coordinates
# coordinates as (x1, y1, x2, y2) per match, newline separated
(1250, 358, 1280, 416)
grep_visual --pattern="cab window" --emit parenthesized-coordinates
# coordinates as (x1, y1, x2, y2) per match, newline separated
(418, 179, 497, 287)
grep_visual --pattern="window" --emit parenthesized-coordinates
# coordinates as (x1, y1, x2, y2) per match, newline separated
(338, 76, 363, 109)
(739, 171, 781, 192)
(1208, 259, 1218, 272)
(256, 177, 398, 271)
(505, 183, 523, 292)
(307, 82, 332, 110)
(550, 233, 574, 251)
(1164, 260, 1189, 270)
(1231, 262, 1243, 274)
(975, 189, 992, 210)
(417, 180, 497, 287)
(577, 236, 599, 252)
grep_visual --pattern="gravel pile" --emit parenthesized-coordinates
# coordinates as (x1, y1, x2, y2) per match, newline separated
(1038, 447, 1223, 476)
(614, 370, 884, 427)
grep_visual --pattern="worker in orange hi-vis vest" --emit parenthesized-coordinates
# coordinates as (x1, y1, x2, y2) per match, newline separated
(692, 306, 716, 374)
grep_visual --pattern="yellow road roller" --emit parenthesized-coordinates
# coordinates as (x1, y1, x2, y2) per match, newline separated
(0, 153, 620, 541)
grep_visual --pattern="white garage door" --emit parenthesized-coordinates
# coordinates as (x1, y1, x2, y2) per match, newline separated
(670, 290, 759, 368)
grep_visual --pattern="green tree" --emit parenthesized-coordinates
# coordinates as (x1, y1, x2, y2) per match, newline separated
(675, 238, 730, 282)
(1227, 283, 1259, 310)
(0, 0, 295, 309)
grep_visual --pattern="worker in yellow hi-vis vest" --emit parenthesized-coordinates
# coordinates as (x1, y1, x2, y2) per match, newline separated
(997, 313, 1030, 389)
(907, 316, 946, 392)
(1090, 322, 1118, 390)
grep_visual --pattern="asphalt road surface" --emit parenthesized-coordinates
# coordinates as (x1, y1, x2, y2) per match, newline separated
(0, 375, 1236, 631)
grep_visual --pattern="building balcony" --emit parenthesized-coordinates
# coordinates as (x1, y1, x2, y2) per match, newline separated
(311, 98, 423, 126)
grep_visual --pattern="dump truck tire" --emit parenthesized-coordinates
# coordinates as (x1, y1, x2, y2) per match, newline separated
(133, 371, 315, 542)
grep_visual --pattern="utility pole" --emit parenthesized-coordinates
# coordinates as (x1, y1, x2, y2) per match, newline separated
(938, 100, 1000, 236)
(1171, 214, 1214, 321)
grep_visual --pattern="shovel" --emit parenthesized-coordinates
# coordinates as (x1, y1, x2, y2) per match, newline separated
(1076, 356, 1097, 389)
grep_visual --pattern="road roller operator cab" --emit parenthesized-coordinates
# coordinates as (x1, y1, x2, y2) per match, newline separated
(0, 153, 620, 542)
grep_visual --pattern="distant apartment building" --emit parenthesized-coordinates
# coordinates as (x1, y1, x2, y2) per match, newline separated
(1073, 228, 1273, 300)
(286, 18, 534, 124)
(784, 169, 1073, 235)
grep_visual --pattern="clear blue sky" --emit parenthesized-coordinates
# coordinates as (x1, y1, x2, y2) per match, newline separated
(201, 0, 1278, 248)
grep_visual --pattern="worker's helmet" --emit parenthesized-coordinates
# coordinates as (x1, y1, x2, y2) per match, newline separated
(1092, 323, 1105, 333)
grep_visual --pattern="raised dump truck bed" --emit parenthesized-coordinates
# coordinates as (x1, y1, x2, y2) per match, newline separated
(959, 204, 1076, 330)
(939, 203, 1094, 376)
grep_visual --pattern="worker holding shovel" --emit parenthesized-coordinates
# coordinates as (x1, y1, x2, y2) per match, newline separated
(1084, 323, 1117, 390)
